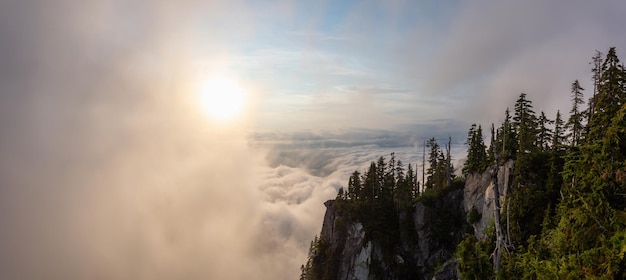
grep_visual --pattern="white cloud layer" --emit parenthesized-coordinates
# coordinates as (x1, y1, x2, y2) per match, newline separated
(1, 0, 626, 279)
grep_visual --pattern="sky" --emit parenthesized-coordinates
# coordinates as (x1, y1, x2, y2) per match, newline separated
(1, 0, 626, 279)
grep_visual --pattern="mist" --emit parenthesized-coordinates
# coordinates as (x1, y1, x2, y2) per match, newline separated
(2, 0, 626, 279)
(0, 1, 319, 279)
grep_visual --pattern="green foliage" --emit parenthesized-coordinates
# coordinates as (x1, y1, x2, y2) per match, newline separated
(300, 235, 332, 280)
(537, 111, 553, 151)
(506, 47, 626, 279)
(306, 47, 626, 280)
(303, 148, 464, 280)
(454, 47, 626, 279)
(463, 124, 489, 175)
(495, 107, 517, 161)
(347, 171, 361, 200)
(415, 188, 440, 206)
(513, 93, 539, 155)
(552, 110, 567, 152)
(456, 229, 494, 279)
(588, 47, 626, 142)
(426, 137, 456, 191)
(566, 80, 586, 146)
(509, 149, 555, 245)
(425, 138, 443, 190)
(467, 205, 481, 224)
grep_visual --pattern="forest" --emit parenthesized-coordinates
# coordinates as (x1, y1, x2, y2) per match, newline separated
(301, 47, 626, 279)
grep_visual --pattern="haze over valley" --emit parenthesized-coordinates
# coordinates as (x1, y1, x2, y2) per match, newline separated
(1, 0, 625, 279)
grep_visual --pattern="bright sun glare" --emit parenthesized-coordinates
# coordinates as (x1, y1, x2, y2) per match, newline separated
(198, 76, 247, 120)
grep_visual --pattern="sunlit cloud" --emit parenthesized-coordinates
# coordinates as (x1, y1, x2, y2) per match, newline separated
(1, 0, 625, 279)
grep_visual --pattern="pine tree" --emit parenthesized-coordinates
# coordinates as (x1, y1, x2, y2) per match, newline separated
(476, 125, 486, 165)
(513, 93, 538, 154)
(395, 160, 405, 187)
(541, 47, 626, 279)
(496, 107, 517, 160)
(588, 50, 604, 120)
(566, 79, 586, 146)
(546, 110, 566, 206)
(348, 171, 361, 200)
(363, 162, 377, 202)
(552, 110, 567, 152)
(509, 93, 552, 245)
(537, 111, 553, 151)
(463, 124, 488, 175)
(463, 124, 477, 175)
(376, 156, 386, 199)
(395, 160, 413, 209)
(588, 47, 626, 142)
(425, 137, 440, 190)
(385, 153, 397, 202)
(405, 163, 416, 198)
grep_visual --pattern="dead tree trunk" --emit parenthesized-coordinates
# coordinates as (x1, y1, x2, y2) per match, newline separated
(422, 139, 426, 193)
(446, 136, 452, 188)
(491, 124, 504, 274)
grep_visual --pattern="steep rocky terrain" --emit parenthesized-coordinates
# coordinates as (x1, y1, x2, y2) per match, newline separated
(303, 160, 513, 280)
(463, 160, 513, 239)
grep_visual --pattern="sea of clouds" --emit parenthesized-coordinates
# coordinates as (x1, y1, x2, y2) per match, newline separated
(2, 0, 625, 279)
(0, 1, 466, 278)
(251, 129, 467, 278)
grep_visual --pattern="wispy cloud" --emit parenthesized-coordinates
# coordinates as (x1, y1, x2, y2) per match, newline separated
(423, 0, 626, 124)
(1, 0, 626, 279)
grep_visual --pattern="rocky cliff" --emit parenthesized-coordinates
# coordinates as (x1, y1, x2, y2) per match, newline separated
(463, 160, 514, 238)
(313, 189, 464, 280)
(305, 160, 513, 280)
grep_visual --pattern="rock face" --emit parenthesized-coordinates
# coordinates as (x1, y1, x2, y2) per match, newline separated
(431, 259, 459, 280)
(339, 222, 370, 280)
(413, 189, 464, 277)
(463, 160, 514, 238)
(309, 161, 512, 280)
(319, 201, 379, 280)
(322, 200, 340, 245)
(316, 189, 465, 280)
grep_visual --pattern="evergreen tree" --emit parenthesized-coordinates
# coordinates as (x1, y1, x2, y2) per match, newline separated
(363, 162, 377, 202)
(513, 93, 538, 154)
(384, 153, 397, 202)
(546, 110, 566, 210)
(463, 124, 478, 175)
(424, 137, 454, 191)
(588, 47, 626, 142)
(348, 171, 361, 200)
(566, 79, 586, 146)
(303, 47, 626, 280)
(537, 111, 553, 151)
(395, 160, 413, 209)
(588, 50, 604, 120)
(405, 163, 417, 198)
(463, 124, 488, 175)
(552, 110, 567, 152)
(495, 107, 517, 160)
(376, 156, 386, 199)
(425, 137, 440, 190)
(533, 48, 626, 279)
(395, 160, 405, 187)
(509, 93, 553, 245)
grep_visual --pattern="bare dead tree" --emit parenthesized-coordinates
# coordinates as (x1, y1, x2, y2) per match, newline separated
(422, 138, 426, 193)
(446, 136, 452, 188)
(490, 124, 505, 274)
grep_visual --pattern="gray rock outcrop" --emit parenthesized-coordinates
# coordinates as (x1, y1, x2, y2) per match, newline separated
(309, 161, 511, 279)
(316, 189, 465, 279)
(463, 160, 513, 238)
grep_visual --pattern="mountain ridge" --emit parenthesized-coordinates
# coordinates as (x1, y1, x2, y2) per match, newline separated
(301, 160, 513, 280)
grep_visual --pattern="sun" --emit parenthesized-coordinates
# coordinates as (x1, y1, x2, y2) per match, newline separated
(197, 76, 247, 120)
